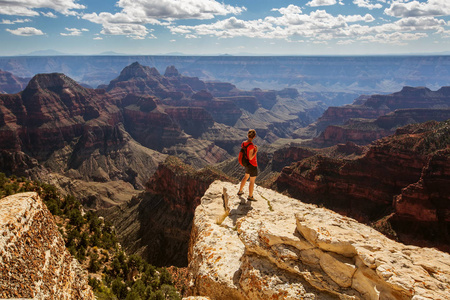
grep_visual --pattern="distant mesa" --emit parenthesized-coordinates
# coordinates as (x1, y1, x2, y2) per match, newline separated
(115, 61, 161, 82)
(164, 65, 180, 77)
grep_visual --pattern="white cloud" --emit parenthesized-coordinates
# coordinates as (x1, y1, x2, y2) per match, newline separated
(395, 16, 446, 30)
(341, 14, 375, 23)
(0, 0, 85, 16)
(167, 3, 441, 47)
(360, 31, 428, 44)
(93, 37, 103, 40)
(6, 26, 44, 36)
(83, 0, 245, 25)
(117, 0, 245, 20)
(0, 18, 31, 24)
(273, 5, 303, 15)
(60, 27, 88, 36)
(83, 0, 245, 39)
(306, 0, 337, 7)
(353, 0, 383, 10)
(385, 0, 450, 18)
(100, 23, 149, 39)
(41, 12, 57, 18)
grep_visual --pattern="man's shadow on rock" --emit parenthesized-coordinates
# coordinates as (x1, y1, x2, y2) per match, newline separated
(228, 196, 253, 226)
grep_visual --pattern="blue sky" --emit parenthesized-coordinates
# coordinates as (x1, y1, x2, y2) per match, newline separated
(1, 0, 450, 56)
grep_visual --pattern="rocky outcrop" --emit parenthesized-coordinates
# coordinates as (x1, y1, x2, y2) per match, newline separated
(294, 106, 389, 139)
(103, 157, 236, 267)
(164, 107, 215, 138)
(275, 120, 450, 250)
(0, 192, 94, 299)
(272, 146, 316, 171)
(188, 181, 450, 299)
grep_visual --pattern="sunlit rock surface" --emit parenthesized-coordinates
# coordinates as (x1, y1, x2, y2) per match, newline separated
(0, 192, 94, 299)
(188, 181, 450, 299)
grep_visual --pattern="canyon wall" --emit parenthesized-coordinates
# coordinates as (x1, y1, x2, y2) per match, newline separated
(103, 156, 236, 267)
(275, 120, 450, 251)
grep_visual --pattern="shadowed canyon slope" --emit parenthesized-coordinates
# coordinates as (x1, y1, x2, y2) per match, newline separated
(102, 156, 236, 267)
(275, 120, 450, 252)
(187, 181, 450, 299)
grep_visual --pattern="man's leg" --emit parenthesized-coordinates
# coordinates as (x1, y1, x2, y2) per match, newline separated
(239, 173, 250, 193)
(248, 176, 256, 198)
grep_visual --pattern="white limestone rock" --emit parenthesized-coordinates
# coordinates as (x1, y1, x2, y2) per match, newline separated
(0, 192, 95, 299)
(187, 180, 450, 300)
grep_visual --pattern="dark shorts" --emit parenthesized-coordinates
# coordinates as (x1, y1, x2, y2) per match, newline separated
(245, 164, 258, 177)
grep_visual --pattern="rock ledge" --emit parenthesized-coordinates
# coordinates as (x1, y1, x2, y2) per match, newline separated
(188, 181, 450, 299)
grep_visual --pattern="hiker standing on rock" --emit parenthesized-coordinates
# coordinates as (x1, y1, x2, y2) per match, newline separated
(237, 129, 258, 201)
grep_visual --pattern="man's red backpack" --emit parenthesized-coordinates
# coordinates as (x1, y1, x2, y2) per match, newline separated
(238, 142, 252, 167)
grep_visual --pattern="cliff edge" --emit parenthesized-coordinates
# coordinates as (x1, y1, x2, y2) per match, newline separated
(0, 192, 94, 299)
(188, 181, 450, 299)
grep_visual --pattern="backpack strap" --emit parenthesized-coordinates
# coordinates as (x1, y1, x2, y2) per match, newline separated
(241, 142, 253, 158)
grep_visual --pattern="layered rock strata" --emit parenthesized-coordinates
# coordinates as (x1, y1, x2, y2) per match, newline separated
(295, 86, 450, 141)
(188, 181, 450, 299)
(311, 109, 450, 147)
(0, 192, 94, 299)
(274, 120, 450, 250)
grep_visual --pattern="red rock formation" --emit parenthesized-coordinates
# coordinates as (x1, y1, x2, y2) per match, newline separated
(0, 73, 120, 159)
(164, 107, 214, 138)
(123, 106, 186, 150)
(271, 146, 316, 171)
(390, 149, 450, 250)
(275, 120, 450, 250)
(308, 108, 450, 148)
(313, 121, 392, 147)
(295, 86, 450, 140)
